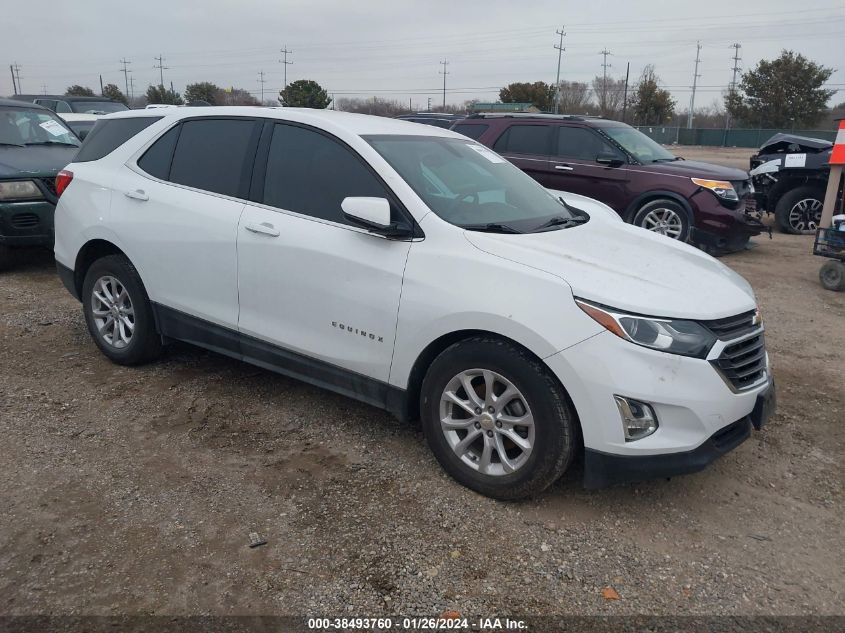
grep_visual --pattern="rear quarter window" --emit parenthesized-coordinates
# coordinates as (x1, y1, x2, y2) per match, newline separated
(451, 123, 488, 140)
(74, 117, 162, 162)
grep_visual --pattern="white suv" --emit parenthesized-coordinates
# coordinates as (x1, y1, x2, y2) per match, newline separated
(54, 107, 775, 499)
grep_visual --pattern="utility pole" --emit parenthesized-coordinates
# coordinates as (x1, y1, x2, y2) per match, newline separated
(439, 59, 449, 110)
(153, 55, 168, 89)
(622, 61, 630, 123)
(99, 74, 104, 95)
(725, 43, 742, 133)
(687, 41, 702, 129)
(599, 49, 612, 114)
(257, 70, 267, 104)
(120, 58, 131, 98)
(129, 75, 136, 101)
(279, 47, 293, 89)
(554, 26, 566, 114)
(12, 62, 22, 94)
(9, 65, 17, 95)
(427, 97, 431, 112)
(41, 84, 47, 95)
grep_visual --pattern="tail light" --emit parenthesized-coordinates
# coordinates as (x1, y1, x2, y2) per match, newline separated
(55, 170, 74, 197)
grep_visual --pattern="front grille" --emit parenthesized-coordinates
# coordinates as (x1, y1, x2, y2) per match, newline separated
(713, 332, 767, 391)
(38, 177, 57, 198)
(10, 213, 39, 229)
(703, 309, 757, 340)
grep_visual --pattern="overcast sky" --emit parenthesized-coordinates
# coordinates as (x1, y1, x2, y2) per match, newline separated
(3, 0, 843, 109)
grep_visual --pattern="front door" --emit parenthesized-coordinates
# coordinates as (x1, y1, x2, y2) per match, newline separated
(237, 122, 411, 382)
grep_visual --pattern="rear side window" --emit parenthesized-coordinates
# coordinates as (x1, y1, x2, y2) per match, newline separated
(451, 123, 488, 140)
(168, 119, 258, 197)
(493, 125, 551, 156)
(262, 123, 388, 225)
(137, 125, 180, 180)
(74, 117, 161, 162)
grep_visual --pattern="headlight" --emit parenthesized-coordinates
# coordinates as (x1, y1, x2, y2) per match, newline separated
(691, 178, 738, 201)
(575, 299, 716, 358)
(0, 180, 44, 201)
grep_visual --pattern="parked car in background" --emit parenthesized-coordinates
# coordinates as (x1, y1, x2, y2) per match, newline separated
(10, 94, 129, 115)
(453, 113, 766, 253)
(56, 113, 100, 140)
(749, 133, 834, 234)
(0, 99, 80, 270)
(395, 112, 464, 129)
(53, 107, 774, 499)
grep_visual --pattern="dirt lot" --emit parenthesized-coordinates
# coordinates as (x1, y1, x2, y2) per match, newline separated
(668, 145, 756, 170)
(1, 221, 843, 618)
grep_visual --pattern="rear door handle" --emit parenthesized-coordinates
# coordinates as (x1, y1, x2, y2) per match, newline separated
(244, 221, 280, 237)
(554, 164, 574, 171)
(124, 189, 149, 201)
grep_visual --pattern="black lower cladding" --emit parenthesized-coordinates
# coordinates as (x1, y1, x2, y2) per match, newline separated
(56, 261, 79, 300)
(151, 303, 408, 420)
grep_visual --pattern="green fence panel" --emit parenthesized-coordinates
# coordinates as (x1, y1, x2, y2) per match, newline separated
(635, 126, 837, 148)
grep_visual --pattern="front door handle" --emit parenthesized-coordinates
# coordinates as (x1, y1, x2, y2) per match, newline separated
(244, 221, 280, 237)
(554, 164, 574, 171)
(124, 189, 149, 201)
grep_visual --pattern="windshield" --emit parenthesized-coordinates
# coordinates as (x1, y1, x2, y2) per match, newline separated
(366, 135, 577, 232)
(70, 101, 128, 114)
(0, 108, 80, 147)
(600, 125, 676, 163)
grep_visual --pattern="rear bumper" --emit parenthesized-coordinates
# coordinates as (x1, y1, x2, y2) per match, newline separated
(583, 381, 775, 488)
(0, 200, 55, 248)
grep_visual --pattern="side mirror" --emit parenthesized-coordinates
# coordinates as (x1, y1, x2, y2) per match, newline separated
(341, 197, 414, 238)
(596, 152, 624, 167)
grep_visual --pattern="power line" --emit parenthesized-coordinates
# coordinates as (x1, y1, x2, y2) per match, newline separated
(153, 54, 168, 89)
(553, 26, 566, 114)
(439, 58, 449, 108)
(687, 41, 702, 128)
(279, 47, 293, 89)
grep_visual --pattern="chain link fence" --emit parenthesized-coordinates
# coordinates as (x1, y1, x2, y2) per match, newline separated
(634, 126, 836, 148)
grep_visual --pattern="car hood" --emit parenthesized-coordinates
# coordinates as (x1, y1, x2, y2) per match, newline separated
(464, 221, 756, 320)
(758, 133, 832, 153)
(637, 159, 748, 181)
(0, 145, 78, 178)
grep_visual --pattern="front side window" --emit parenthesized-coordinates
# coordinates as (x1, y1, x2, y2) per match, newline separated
(556, 126, 621, 161)
(367, 135, 577, 232)
(168, 119, 258, 197)
(0, 107, 79, 147)
(262, 123, 389, 225)
(492, 125, 551, 156)
(55, 101, 73, 113)
(34, 100, 57, 111)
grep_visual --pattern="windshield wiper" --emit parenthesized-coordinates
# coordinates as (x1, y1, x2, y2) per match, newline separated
(530, 215, 588, 232)
(461, 222, 523, 234)
(651, 157, 681, 162)
(0, 142, 25, 147)
(25, 141, 78, 147)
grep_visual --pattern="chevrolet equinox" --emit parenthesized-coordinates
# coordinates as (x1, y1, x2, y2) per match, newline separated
(53, 108, 776, 499)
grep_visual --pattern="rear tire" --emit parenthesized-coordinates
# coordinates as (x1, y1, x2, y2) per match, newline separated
(631, 198, 692, 241)
(819, 260, 845, 292)
(775, 186, 824, 234)
(81, 254, 162, 365)
(420, 336, 576, 500)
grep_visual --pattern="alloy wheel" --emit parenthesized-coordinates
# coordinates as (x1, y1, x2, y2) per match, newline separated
(640, 207, 684, 239)
(90, 276, 135, 349)
(439, 369, 534, 476)
(788, 198, 822, 232)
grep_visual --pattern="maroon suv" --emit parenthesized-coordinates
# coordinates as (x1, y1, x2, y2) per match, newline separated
(452, 114, 765, 251)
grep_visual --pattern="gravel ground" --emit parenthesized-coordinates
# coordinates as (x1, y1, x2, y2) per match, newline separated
(0, 224, 843, 618)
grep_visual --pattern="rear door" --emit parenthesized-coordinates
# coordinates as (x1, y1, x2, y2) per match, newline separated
(549, 125, 630, 211)
(490, 124, 552, 185)
(112, 117, 261, 328)
(236, 121, 411, 381)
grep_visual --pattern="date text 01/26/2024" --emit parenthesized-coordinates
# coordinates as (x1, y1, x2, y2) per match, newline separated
(306, 616, 528, 630)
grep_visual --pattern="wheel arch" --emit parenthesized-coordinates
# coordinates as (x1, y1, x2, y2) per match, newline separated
(623, 190, 694, 223)
(72, 239, 130, 298)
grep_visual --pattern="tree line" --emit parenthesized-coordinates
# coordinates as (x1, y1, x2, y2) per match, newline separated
(62, 50, 838, 129)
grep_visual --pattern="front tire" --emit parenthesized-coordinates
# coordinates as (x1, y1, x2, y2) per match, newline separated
(775, 186, 824, 234)
(631, 198, 691, 241)
(82, 255, 162, 365)
(819, 260, 845, 292)
(420, 337, 576, 500)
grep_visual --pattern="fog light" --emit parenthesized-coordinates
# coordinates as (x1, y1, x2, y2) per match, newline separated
(614, 396, 658, 441)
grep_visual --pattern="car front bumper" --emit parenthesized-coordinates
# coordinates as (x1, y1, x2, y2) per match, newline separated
(545, 331, 775, 488)
(0, 200, 55, 248)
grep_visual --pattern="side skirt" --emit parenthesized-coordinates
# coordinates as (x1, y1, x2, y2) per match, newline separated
(152, 303, 408, 420)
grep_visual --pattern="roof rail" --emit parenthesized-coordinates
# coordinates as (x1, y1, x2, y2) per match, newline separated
(466, 112, 605, 121)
